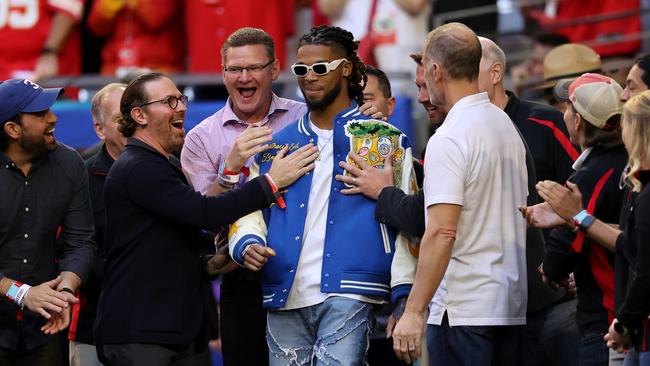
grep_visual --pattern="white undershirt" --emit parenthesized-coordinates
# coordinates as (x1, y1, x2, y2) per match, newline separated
(283, 122, 333, 310)
(283, 120, 383, 310)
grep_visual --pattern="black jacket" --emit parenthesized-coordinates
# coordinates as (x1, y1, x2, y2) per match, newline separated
(504, 91, 578, 184)
(615, 170, 650, 348)
(69, 145, 112, 344)
(544, 145, 628, 335)
(94, 139, 277, 346)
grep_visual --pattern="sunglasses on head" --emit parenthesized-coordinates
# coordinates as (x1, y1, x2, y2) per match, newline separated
(290, 58, 348, 77)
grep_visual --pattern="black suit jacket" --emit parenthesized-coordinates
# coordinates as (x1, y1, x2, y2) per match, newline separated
(94, 139, 276, 346)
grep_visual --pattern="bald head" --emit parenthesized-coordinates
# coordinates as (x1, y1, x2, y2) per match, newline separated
(478, 37, 506, 69)
(424, 23, 482, 81)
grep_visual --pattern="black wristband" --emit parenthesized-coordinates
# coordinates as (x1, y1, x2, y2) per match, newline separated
(614, 321, 629, 336)
(60, 288, 74, 295)
(40, 47, 58, 55)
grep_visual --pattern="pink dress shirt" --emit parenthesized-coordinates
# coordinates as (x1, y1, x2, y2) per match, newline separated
(181, 94, 307, 194)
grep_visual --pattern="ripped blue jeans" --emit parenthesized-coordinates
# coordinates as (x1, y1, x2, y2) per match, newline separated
(266, 296, 372, 366)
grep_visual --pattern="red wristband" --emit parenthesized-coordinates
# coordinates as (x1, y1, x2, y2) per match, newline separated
(223, 166, 250, 177)
(222, 168, 240, 176)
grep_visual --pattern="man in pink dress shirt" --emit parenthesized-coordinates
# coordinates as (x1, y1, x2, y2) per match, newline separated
(180, 27, 306, 366)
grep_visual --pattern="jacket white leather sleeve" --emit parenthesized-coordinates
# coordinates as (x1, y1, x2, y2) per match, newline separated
(228, 160, 268, 266)
(390, 144, 419, 301)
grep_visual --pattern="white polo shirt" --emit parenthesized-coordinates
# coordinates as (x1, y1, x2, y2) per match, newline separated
(423, 92, 528, 326)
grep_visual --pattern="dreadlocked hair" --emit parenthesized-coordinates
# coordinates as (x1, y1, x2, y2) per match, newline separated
(298, 25, 367, 107)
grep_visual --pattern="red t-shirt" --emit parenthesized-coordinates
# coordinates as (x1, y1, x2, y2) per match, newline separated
(0, 0, 82, 80)
(185, 0, 295, 73)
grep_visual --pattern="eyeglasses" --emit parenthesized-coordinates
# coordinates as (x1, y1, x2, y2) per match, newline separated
(223, 59, 275, 75)
(137, 95, 189, 110)
(291, 58, 348, 77)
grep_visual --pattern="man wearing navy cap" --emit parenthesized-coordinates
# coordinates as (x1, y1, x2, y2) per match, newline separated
(0, 79, 95, 365)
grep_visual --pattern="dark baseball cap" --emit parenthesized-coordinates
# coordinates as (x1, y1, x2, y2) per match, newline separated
(0, 79, 63, 125)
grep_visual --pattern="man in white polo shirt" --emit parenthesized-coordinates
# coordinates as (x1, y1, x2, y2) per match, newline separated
(391, 23, 528, 366)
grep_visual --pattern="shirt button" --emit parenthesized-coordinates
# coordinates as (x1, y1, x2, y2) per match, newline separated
(23, 259, 27, 264)
(280, 299, 284, 303)
(333, 187, 339, 192)
(24, 181, 28, 186)
(329, 220, 334, 225)
(4, 165, 8, 169)
(309, 138, 314, 143)
(324, 283, 329, 287)
(325, 253, 331, 258)
(289, 269, 294, 273)
(336, 154, 341, 158)
(295, 235, 300, 241)
(282, 289, 287, 293)
(300, 203, 305, 208)
(24, 233, 29, 238)
(324, 273, 330, 278)
(305, 172, 310, 176)
(25, 207, 29, 212)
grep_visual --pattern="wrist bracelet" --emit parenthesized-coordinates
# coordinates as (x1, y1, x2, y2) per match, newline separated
(60, 288, 75, 295)
(40, 47, 58, 55)
(6, 281, 31, 307)
(218, 162, 241, 185)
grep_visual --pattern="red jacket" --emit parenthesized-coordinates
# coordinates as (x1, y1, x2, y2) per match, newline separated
(87, 0, 185, 75)
(0, 0, 82, 80)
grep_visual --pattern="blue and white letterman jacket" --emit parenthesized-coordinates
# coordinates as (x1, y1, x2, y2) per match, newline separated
(228, 104, 419, 309)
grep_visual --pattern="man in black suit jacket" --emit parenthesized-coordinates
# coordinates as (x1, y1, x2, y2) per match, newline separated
(93, 73, 318, 365)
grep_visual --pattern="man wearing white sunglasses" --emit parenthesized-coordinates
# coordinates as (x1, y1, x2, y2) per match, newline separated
(229, 25, 417, 365)
(181, 27, 385, 366)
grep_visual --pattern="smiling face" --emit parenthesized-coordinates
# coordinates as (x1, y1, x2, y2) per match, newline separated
(14, 109, 58, 156)
(295, 44, 351, 112)
(415, 64, 444, 125)
(222, 44, 279, 123)
(138, 77, 187, 155)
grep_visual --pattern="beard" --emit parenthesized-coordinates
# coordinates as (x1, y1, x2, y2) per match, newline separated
(302, 81, 342, 111)
(19, 133, 56, 156)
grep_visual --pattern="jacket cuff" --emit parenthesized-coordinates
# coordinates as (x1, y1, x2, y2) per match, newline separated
(391, 284, 412, 303)
(232, 234, 266, 266)
(254, 176, 277, 206)
(375, 187, 399, 224)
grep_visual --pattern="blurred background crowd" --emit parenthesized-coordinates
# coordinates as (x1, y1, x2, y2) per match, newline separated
(2, 0, 646, 155)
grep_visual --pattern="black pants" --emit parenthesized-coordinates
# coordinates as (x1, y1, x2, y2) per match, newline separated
(97, 343, 196, 366)
(220, 268, 268, 366)
(0, 333, 61, 366)
(367, 338, 408, 366)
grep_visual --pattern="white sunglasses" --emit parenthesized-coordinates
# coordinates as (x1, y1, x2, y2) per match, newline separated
(290, 58, 348, 77)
